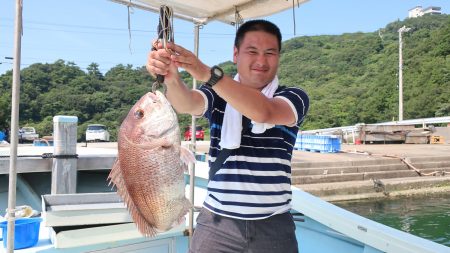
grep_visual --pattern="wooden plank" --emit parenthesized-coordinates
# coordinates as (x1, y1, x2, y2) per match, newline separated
(363, 124, 415, 132)
(0, 158, 52, 174)
(0, 156, 115, 175)
(77, 155, 116, 171)
(50, 222, 185, 249)
(51, 116, 78, 194)
(43, 192, 122, 206)
(43, 208, 131, 227)
(48, 202, 125, 211)
(42, 192, 132, 227)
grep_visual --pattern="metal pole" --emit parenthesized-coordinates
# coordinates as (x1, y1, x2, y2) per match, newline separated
(6, 0, 23, 251)
(398, 26, 410, 122)
(188, 22, 201, 245)
(398, 28, 403, 122)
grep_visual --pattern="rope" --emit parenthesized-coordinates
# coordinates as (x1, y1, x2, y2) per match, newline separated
(341, 150, 450, 176)
(234, 7, 243, 31)
(152, 5, 174, 93)
(292, 0, 296, 36)
(127, 0, 133, 54)
(157, 6, 174, 53)
(0, 153, 78, 159)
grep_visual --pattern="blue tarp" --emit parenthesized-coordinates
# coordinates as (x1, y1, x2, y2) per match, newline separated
(0, 131, 5, 141)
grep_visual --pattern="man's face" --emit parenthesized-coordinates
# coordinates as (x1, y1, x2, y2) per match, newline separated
(233, 31, 280, 90)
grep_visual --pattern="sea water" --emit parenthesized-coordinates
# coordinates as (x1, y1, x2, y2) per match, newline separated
(336, 193, 450, 247)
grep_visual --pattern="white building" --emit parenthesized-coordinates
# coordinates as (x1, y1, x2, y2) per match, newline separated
(408, 6, 442, 18)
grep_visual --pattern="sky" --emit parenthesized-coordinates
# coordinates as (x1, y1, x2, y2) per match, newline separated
(1, 0, 449, 76)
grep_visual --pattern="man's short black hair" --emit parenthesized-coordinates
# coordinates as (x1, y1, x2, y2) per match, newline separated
(234, 20, 282, 51)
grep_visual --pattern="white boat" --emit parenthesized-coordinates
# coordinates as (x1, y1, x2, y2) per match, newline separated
(1, 160, 449, 252)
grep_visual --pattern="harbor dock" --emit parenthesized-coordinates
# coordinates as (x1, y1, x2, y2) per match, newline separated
(1, 141, 449, 203)
(196, 141, 450, 202)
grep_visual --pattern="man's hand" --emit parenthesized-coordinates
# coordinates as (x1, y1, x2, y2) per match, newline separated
(166, 43, 211, 82)
(146, 41, 207, 116)
(146, 41, 180, 85)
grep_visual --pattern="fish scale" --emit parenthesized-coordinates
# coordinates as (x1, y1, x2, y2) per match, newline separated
(108, 91, 191, 237)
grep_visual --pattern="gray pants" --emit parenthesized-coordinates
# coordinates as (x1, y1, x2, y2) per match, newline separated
(189, 209, 298, 253)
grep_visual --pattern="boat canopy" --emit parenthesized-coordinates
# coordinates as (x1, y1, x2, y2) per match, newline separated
(111, 0, 310, 25)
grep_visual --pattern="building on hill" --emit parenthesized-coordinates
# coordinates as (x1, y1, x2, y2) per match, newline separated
(408, 6, 442, 18)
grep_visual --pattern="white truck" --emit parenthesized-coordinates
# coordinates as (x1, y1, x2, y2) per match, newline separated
(19, 127, 39, 143)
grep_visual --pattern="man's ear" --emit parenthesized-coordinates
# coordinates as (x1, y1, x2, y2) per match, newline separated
(233, 46, 238, 64)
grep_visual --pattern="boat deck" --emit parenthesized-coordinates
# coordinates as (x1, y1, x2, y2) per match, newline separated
(1, 142, 449, 252)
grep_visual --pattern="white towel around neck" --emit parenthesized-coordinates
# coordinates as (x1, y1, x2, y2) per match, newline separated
(219, 74, 279, 149)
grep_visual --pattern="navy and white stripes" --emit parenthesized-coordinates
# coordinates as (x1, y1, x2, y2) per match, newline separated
(196, 85, 309, 220)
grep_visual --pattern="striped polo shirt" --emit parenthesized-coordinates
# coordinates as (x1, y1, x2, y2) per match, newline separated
(195, 84, 309, 220)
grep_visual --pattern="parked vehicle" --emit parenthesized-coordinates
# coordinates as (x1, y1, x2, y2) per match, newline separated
(184, 126, 204, 141)
(85, 124, 110, 142)
(19, 127, 39, 143)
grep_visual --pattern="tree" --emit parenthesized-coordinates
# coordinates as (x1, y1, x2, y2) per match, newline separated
(0, 14, 448, 138)
(87, 63, 104, 80)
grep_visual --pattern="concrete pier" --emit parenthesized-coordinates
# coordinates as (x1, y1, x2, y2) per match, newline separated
(290, 144, 450, 202)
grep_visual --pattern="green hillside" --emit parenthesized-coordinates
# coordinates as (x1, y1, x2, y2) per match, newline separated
(0, 14, 449, 141)
(276, 14, 450, 129)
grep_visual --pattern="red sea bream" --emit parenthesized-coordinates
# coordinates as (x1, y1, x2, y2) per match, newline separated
(108, 91, 192, 236)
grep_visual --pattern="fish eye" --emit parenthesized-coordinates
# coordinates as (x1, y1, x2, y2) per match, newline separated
(134, 109, 144, 119)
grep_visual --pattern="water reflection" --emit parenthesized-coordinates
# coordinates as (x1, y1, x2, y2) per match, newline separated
(335, 193, 450, 247)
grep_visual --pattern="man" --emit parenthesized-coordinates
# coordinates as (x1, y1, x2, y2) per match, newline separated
(147, 19, 309, 253)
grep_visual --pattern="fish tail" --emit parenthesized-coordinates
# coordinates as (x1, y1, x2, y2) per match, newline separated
(108, 158, 158, 237)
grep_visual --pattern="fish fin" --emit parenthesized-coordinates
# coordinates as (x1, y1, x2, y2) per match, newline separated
(130, 205, 158, 237)
(107, 159, 130, 205)
(108, 158, 159, 237)
(163, 198, 191, 230)
(107, 158, 122, 188)
(179, 145, 196, 165)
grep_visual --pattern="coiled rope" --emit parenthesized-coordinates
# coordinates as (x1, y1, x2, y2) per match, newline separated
(152, 5, 174, 93)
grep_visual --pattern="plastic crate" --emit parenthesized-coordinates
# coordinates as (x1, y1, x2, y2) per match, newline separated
(195, 153, 206, 162)
(294, 134, 303, 150)
(294, 134, 341, 153)
(33, 139, 54, 146)
(0, 217, 42, 250)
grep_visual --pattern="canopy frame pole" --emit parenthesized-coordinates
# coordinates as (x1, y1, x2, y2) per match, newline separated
(188, 22, 202, 245)
(6, 0, 23, 252)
